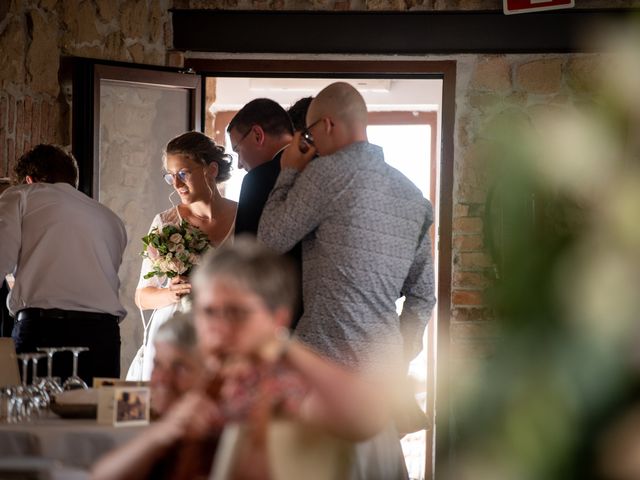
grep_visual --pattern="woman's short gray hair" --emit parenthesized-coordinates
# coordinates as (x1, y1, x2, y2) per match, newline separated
(154, 312, 197, 351)
(192, 236, 298, 312)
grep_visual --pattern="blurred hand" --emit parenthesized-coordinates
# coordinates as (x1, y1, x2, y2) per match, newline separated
(161, 391, 222, 442)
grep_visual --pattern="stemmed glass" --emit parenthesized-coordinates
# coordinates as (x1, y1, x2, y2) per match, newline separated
(14, 354, 36, 421)
(36, 347, 64, 396)
(5, 386, 25, 423)
(29, 353, 51, 413)
(16, 353, 31, 388)
(62, 347, 89, 390)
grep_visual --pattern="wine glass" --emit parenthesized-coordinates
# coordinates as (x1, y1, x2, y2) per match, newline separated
(0, 387, 12, 422)
(5, 386, 24, 423)
(61, 347, 89, 390)
(36, 347, 64, 396)
(14, 354, 36, 421)
(29, 353, 51, 413)
(16, 353, 31, 388)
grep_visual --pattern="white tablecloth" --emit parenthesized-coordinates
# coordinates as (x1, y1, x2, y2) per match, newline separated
(0, 457, 89, 480)
(0, 416, 146, 469)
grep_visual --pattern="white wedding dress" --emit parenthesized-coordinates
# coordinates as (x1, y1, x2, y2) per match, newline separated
(126, 207, 233, 380)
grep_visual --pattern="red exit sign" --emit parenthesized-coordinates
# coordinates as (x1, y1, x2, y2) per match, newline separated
(504, 0, 574, 15)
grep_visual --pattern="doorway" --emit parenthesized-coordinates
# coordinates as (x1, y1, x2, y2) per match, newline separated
(193, 63, 453, 479)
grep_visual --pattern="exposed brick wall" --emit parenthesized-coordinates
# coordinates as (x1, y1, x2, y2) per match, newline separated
(0, 93, 60, 180)
(0, 0, 173, 180)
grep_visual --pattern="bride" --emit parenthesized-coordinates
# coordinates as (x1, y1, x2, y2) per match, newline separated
(127, 131, 237, 380)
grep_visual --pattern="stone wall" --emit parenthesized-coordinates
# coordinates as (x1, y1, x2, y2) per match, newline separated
(3, 1, 629, 182)
(0, 0, 173, 180)
(450, 53, 603, 361)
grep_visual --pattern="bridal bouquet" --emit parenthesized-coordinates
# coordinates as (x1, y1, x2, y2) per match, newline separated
(141, 220, 210, 280)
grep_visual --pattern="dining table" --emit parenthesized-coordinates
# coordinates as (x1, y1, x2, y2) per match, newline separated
(0, 414, 147, 477)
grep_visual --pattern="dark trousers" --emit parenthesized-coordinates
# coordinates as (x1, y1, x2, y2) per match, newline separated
(0, 281, 13, 337)
(12, 308, 121, 385)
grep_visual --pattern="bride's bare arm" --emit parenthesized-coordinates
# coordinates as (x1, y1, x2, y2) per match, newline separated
(135, 277, 191, 310)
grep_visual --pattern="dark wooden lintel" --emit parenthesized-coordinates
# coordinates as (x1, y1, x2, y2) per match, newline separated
(172, 9, 636, 54)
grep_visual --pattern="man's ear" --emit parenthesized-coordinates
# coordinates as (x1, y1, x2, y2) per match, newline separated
(323, 117, 334, 135)
(254, 125, 266, 146)
(273, 306, 292, 329)
(25, 175, 35, 185)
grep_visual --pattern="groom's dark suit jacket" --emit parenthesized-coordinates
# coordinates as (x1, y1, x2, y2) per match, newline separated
(235, 152, 283, 237)
(234, 151, 303, 329)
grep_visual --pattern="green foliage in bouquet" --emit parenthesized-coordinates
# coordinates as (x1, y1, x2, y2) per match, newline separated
(141, 220, 210, 280)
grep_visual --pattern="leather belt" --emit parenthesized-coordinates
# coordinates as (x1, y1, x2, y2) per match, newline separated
(16, 308, 119, 323)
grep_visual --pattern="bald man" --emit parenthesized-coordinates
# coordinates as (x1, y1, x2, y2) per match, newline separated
(258, 82, 435, 376)
(258, 83, 435, 479)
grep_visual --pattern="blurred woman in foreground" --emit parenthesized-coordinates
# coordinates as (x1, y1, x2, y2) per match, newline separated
(93, 238, 388, 480)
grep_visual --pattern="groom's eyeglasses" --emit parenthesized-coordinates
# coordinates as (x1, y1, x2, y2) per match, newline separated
(231, 127, 253, 153)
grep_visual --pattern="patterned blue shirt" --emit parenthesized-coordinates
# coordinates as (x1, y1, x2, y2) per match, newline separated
(258, 142, 436, 374)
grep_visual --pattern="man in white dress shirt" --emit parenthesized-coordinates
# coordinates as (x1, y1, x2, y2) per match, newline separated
(0, 144, 127, 383)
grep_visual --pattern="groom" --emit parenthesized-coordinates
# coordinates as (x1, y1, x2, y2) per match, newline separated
(0, 144, 127, 383)
(228, 99, 304, 329)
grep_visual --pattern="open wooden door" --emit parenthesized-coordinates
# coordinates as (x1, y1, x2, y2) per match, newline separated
(66, 58, 202, 370)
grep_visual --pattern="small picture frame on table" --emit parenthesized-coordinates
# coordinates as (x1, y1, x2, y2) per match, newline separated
(98, 386, 150, 426)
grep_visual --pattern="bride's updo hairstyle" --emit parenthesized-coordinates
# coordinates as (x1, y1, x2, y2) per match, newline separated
(164, 131, 232, 183)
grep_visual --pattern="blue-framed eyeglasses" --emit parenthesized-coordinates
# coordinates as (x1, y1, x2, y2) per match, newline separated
(163, 170, 192, 185)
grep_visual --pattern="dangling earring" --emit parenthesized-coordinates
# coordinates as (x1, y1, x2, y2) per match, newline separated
(206, 179, 214, 200)
(169, 190, 179, 208)
(204, 164, 215, 200)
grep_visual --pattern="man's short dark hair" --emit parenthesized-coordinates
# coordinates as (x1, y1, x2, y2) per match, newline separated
(287, 97, 313, 132)
(227, 98, 294, 138)
(14, 144, 79, 187)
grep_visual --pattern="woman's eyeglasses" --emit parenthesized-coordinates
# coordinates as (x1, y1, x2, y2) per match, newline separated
(163, 170, 191, 185)
(301, 119, 323, 146)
